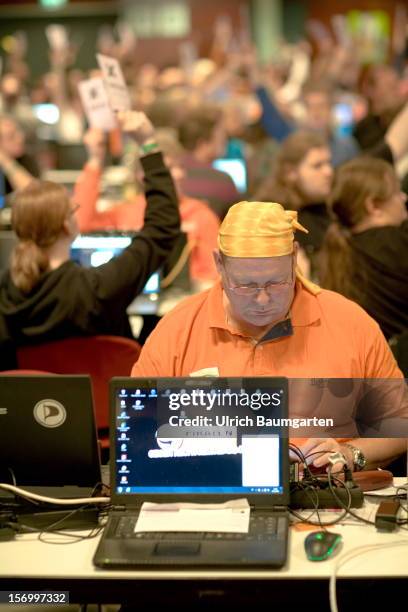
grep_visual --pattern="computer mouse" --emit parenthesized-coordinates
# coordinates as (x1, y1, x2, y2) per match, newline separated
(304, 530, 342, 561)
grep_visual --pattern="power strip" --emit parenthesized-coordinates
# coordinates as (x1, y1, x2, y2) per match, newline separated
(15, 507, 100, 532)
(290, 485, 364, 509)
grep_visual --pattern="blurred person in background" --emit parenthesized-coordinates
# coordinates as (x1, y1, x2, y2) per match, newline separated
(0, 111, 180, 370)
(301, 80, 359, 166)
(320, 157, 408, 341)
(75, 127, 220, 290)
(255, 130, 333, 279)
(178, 105, 240, 220)
(0, 73, 36, 135)
(354, 64, 407, 151)
(0, 114, 40, 195)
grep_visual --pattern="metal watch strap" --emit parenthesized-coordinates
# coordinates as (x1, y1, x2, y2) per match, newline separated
(343, 443, 366, 471)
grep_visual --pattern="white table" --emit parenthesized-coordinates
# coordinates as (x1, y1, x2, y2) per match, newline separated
(0, 481, 407, 607)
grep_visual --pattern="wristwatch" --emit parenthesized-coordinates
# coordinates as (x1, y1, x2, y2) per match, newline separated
(342, 443, 366, 471)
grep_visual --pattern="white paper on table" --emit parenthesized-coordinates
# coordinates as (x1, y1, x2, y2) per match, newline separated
(135, 498, 250, 533)
(78, 77, 117, 131)
(96, 53, 131, 112)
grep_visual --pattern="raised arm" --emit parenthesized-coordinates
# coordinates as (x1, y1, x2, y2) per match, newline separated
(74, 128, 109, 232)
(385, 100, 408, 162)
(0, 149, 34, 191)
(85, 111, 181, 306)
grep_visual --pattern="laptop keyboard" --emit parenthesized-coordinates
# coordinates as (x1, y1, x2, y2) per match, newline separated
(111, 513, 287, 541)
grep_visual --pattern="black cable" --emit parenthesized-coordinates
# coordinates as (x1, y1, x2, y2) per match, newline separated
(7, 468, 17, 487)
(395, 485, 408, 525)
(327, 466, 377, 526)
(37, 503, 111, 544)
(289, 449, 350, 527)
(289, 484, 345, 528)
(289, 443, 323, 485)
(289, 485, 322, 526)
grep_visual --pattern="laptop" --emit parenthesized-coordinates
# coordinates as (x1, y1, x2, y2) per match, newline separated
(70, 234, 161, 314)
(126, 231, 191, 316)
(212, 158, 247, 193)
(70, 233, 135, 268)
(93, 376, 289, 569)
(0, 375, 101, 497)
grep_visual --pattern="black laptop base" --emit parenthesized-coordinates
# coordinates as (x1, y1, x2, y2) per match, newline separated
(93, 510, 288, 569)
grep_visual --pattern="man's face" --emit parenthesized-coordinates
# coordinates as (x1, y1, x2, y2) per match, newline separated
(293, 147, 333, 203)
(0, 118, 25, 159)
(216, 253, 296, 328)
(303, 92, 332, 132)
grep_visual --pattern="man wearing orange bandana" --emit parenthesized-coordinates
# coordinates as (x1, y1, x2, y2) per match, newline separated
(131, 201, 407, 471)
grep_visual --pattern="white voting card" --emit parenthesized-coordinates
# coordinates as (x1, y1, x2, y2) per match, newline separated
(78, 77, 116, 131)
(96, 53, 131, 112)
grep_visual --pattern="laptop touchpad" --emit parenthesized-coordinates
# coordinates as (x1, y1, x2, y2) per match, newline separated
(154, 542, 201, 556)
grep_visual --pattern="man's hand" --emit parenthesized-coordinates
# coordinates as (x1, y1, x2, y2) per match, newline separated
(83, 128, 106, 166)
(297, 438, 353, 472)
(116, 110, 156, 147)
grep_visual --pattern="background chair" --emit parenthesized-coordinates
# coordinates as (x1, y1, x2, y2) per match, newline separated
(17, 335, 142, 451)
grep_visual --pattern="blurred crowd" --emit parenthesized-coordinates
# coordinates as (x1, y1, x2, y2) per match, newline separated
(0, 12, 407, 349)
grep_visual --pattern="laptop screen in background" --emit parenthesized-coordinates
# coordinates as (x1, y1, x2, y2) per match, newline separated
(32, 103, 60, 126)
(112, 378, 287, 496)
(212, 158, 247, 193)
(70, 235, 160, 295)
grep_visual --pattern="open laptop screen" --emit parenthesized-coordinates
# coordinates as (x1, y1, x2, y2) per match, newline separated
(212, 158, 247, 193)
(111, 377, 288, 497)
(70, 235, 160, 295)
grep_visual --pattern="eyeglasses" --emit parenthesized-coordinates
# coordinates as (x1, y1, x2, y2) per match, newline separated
(224, 266, 295, 297)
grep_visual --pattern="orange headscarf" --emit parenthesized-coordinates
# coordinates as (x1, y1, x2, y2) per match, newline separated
(218, 201, 321, 295)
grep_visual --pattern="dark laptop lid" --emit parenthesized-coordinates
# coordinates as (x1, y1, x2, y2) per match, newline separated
(109, 377, 289, 507)
(0, 375, 101, 487)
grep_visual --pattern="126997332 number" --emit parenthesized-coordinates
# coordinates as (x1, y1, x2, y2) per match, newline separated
(0, 592, 69, 604)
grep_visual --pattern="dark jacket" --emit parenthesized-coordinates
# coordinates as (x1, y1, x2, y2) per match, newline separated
(350, 220, 408, 340)
(297, 203, 331, 255)
(0, 152, 180, 368)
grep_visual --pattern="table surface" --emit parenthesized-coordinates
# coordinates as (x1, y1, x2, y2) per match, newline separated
(1, 480, 407, 582)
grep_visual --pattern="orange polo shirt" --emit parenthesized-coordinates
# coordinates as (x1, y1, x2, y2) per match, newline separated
(131, 280, 402, 380)
(131, 281, 407, 437)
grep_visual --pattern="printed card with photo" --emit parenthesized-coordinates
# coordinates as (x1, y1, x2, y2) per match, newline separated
(96, 53, 131, 112)
(78, 77, 117, 131)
